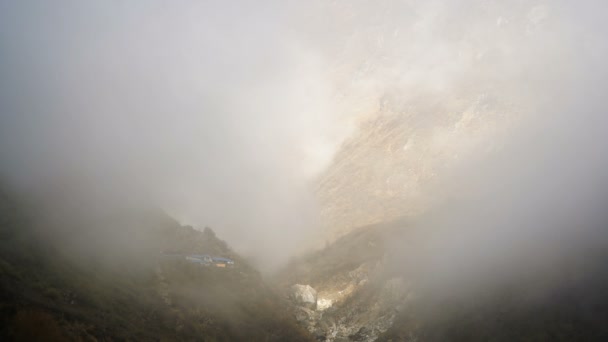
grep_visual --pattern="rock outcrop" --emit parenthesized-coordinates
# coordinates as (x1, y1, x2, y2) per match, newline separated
(290, 284, 318, 310)
(281, 222, 413, 341)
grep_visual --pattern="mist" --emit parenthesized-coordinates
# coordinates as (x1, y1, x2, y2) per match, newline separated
(2, 0, 608, 284)
(371, 0, 608, 310)
(0, 0, 349, 270)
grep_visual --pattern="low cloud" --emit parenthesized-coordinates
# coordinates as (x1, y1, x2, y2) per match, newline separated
(1, 0, 607, 276)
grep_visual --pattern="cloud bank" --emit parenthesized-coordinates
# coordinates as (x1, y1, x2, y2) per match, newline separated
(1, 0, 607, 275)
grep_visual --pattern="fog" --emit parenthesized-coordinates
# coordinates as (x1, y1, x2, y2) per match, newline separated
(0, 0, 347, 269)
(380, 1, 608, 299)
(1, 0, 608, 283)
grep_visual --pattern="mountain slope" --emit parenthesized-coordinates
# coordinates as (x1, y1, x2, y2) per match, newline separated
(0, 188, 311, 341)
(279, 214, 608, 342)
(277, 219, 411, 341)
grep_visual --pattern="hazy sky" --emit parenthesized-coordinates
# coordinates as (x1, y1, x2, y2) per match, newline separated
(0, 1, 346, 269)
(1, 0, 607, 272)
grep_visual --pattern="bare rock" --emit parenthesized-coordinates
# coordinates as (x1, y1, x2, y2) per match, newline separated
(290, 284, 318, 310)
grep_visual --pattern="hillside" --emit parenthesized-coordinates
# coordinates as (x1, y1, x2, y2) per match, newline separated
(277, 213, 608, 342)
(0, 188, 311, 341)
(276, 220, 411, 341)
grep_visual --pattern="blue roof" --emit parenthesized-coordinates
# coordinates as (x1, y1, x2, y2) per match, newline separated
(212, 257, 234, 262)
(186, 255, 212, 264)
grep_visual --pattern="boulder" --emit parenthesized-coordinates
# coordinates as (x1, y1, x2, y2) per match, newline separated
(294, 306, 316, 323)
(290, 284, 318, 309)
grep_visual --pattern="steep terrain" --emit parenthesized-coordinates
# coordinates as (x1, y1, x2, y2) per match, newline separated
(0, 188, 310, 341)
(299, 0, 549, 242)
(316, 95, 517, 241)
(279, 214, 608, 342)
(277, 220, 412, 341)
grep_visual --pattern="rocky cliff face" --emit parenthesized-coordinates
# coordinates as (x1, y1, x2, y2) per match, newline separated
(301, 0, 550, 241)
(279, 220, 413, 341)
(316, 93, 518, 241)
(285, 2, 595, 339)
(281, 214, 608, 342)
